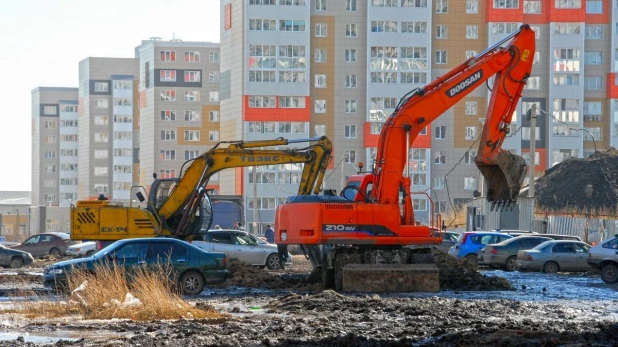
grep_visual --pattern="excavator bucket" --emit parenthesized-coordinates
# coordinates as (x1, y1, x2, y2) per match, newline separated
(477, 151, 527, 205)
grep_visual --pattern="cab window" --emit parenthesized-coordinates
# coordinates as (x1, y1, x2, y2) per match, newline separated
(602, 238, 618, 250)
(234, 233, 257, 246)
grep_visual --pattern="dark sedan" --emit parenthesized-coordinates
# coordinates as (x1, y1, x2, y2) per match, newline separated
(44, 238, 229, 295)
(0, 244, 34, 268)
(11, 232, 79, 258)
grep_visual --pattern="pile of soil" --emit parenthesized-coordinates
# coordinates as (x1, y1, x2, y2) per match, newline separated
(215, 259, 316, 290)
(432, 249, 512, 291)
(535, 147, 618, 212)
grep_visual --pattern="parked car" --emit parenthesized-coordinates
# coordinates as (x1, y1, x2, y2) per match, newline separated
(516, 240, 592, 273)
(11, 232, 79, 258)
(478, 236, 552, 271)
(66, 241, 97, 257)
(0, 244, 34, 268)
(43, 238, 228, 295)
(587, 235, 618, 284)
(534, 234, 582, 241)
(192, 229, 292, 270)
(493, 229, 538, 237)
(448, 231, 514, 266)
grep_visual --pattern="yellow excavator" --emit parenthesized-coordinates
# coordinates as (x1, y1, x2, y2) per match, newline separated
(70, 136, 332, 241)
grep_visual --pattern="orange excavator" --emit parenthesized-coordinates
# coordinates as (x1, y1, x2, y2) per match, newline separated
(276, 24, 536, 291)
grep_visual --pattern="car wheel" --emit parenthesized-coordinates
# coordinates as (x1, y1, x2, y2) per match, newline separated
(504, 256, 517, 272)
(543, 261, 559, 274)
(9, 257, 23, 269)
(266, 253, 280, 270)
(85, 250, 95, 257)
(50, 248, 61, 258)
(601, 264, 618, 284)
(180, 270, 205, 295)
(464, 254, 478, 268)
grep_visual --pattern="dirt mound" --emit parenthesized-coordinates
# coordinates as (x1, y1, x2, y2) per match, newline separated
(432, 249, 512, 291)
(215, 259, 314, 290)
(535, 147, 618, 212)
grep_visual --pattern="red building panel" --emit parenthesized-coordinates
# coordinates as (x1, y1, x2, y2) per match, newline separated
(486, 0, 524, 23)
(607, 73, 618, 99)
(548, 2, 586, 22)
(139, 90, 147, 109)
(243, 96, 311, 122)
(522, 148, 547, 173)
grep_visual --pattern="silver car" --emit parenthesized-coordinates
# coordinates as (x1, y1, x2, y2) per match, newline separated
(516, 240, 592, 273)
(191, 229, 292, 270)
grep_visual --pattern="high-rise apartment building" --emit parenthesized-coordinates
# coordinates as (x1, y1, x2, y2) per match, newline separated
(218, 0, 618, 226)
(31, 87, 79, 207)
(135, 39, 221, 193)
(78, 58, 140, 202)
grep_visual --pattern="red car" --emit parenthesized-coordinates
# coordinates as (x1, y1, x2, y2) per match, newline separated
(11, 232, 78, 258)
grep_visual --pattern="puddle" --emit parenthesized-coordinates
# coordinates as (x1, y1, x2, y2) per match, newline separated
(0, 330, 132, 343)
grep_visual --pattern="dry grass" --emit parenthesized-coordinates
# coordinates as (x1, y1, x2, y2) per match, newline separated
(7, 263, 223, 321)
(439, 206, 467, 229)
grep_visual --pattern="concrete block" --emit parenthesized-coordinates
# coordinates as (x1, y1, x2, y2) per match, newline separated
(342, 264, 439, 293)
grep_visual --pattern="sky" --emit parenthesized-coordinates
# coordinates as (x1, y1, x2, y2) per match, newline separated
(0, 0, 220, 191)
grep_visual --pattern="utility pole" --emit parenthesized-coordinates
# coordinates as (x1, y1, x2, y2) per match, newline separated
(340, 154, 346, 189)
(528, 104, 537, 198)
(252, 166, 258, 234)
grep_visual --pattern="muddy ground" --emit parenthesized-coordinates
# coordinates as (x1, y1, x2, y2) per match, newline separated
(0, 254, 616, 346)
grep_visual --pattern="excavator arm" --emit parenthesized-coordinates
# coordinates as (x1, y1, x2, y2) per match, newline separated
(373, 24, 535, 223)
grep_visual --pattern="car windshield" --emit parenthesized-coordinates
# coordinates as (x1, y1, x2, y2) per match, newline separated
(234, 233, 257, 246)
(532, 240, 554, 251)
(56, 233, 70, 239)
(248, 234, 267, 244)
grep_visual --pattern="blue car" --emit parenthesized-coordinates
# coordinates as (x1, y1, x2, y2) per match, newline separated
(447, 231, 514, 267)
(44, 238, 229, 295)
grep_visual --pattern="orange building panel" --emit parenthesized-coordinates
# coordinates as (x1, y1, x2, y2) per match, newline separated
(243, 96, 311, 122)
(548, 3, 586, 22)
(607, 73, 618, 99)
(235, 167, 244, 195)
(139, 90, 147, 109)
(485, 0, 524, 22)
(522, 148, 547, 173)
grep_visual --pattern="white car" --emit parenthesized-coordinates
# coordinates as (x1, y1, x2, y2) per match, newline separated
(66, 241, 97, 257)
(587, 236, 618, 284)
(191, 229, 292, 270)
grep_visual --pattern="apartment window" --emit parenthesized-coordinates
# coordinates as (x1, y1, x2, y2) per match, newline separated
(345, 100, 357, 113)
(585, 25, 603, 39)
(435, 125, 446, 139)
(209, 91, 219, 102)
(372, 21, 398, 33)
(94, 167, 108, 176)
(184, 71, 201, 82)
(94, 82, 109, 92)
(345, 49, 357, 63)
(185, 110, 201, 121)
(44, 135, 56, 144)
(44, 194, 57, 203)
(94, 99, 108, 108)
(315, 0, 326, 10)
(184, 51, 200, 62)
(345, 151, 356, 163)
(209, 72, 219, 82)
(249, 44, 276, 69)
(315, 100, 326, 113)
(159, 170, 176, 179)
(400, 72, 427, 84)
(249, 96, 276, 107)
(209, 111, 219, 122)
(45, 165, 56, 173)
(533, 52, 540, 64)
(524, 76, 540, 90)
(553, 73, 580, 85)
(315, 23, 327, 37)
(94, 150, 108, 159)
(44, 120, 57, 129)
(433, 177, 446, 189)
(345, 75, 357, 88)
(292, 122, 306, 133)
(466, 25, 478, 39)
(185, 150, 200, 160)
(209, 52, 219, 62)
(346, 24, 357, 37)
(160, 130, 176, 141)
(94, 133, 108, 143)
(586, 0, 602, 13)
(584, 77, 603, 90)
(401, 21, 427, 33)
(464, 177, 477, 190)
(209, 130, 219, 141)
(161, 51, 175, 62)
(278, 44, 307, 70)
(402, 0, 427, 6)
(184, 130, 200, 141)
(436, 0, 448, 12)
(279, 0, 306, 5)
(114, 148, 132, 157)
(523, 0, 541, 13)
(160, 150, 176, 161)
(113, 131, 131, 140)
(465, 101, 477, 115)
(436, 25, 447, 39)
(584, 101, 602, 116)
(466, 0, 479, 12)
(584, 51, 602, 65)
(369, 123, 383, 134)
(346, 0, 357, 10)
(314, 124, 326, 137)
(466, 51, 477, 59)
(160, 70, 176, 82)
(435, 50, 447, 64)
(314, 49, 327, 63)
(184, 91, 200, 102)
(60, 105, 77, 112)
(344, 125, 357, 138)
(161, 110, 176, 121)
(492, 22, 519, 34)
(434, 151, 446, 164)
(161, 90, 176, 101)
(522, 127, 541, 141)
(553, 98, 580, 122)
(279, 20, 306, 32)
(279, 96, 306, 108)
(493, 0, 519, 8)
(44, 150, 56, 159)
(315, 74, 327, 88)
(465, 126, 477, 140)
(249, 19, 277, 31)
(584, 127, 602, 141)
(553, 23, 581, 35)
(412, 199, 427, 211)
(555, 0, 581, 8)
(464, 150, 477, 164)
